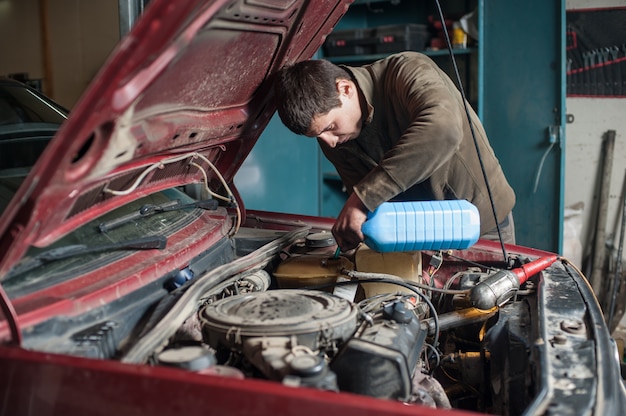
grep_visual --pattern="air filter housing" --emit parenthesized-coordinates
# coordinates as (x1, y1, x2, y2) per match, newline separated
(199, 290, 358, 351)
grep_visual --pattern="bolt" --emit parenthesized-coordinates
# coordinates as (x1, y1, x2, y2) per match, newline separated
(561, 319, 585, 335)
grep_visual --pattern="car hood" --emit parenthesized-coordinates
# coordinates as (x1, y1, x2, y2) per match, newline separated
(0, 0, 351, 278)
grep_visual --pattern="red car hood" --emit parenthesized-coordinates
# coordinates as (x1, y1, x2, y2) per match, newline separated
(0, 0, 352, 278)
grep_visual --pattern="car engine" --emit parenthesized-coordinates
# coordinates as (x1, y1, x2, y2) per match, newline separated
(121, 226, 534, 413)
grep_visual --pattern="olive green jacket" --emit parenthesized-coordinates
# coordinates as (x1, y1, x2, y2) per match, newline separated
(320, 52, 515, 234)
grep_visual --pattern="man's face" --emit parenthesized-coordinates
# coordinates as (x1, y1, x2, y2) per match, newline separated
(307, 79, 363, 148)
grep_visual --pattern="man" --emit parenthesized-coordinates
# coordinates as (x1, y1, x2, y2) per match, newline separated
(274, 51, 516, 251)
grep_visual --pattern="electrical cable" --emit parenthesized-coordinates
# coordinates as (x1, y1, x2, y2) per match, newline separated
(103, 152, 195, 196)
(357, 292, 401, 313)
(437, 271, 466, 311)
(344, 270, 470, 295)
(424, 342, 441, 372)
(442, 251, 501, 272)
(103, 151, 242, 236)
(305, 276, 441, 349)
(532, 141, 556, 193)
(433, 0, 509, 265)
(439, 363, 481, 398)
(192, 152, 242, 236)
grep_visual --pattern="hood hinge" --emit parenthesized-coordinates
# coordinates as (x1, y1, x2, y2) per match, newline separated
(0, 284, 22, 346)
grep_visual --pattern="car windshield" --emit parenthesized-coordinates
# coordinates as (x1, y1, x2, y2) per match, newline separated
(2, 188, 201, 298)
(0, 81, 68, 215)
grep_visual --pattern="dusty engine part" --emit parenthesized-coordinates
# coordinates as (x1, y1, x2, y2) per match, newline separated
(411, 372, 452, 408)
(330, 297, 427, 401)
(200, 290, 357, 380)
(272, 254, 354, 290)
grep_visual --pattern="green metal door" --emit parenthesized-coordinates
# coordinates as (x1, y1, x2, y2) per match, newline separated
(235, 114, 321, 216)
(482, 0, 566, 252)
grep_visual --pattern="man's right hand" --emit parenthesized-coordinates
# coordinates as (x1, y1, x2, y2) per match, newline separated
(332, 192, 368, 251)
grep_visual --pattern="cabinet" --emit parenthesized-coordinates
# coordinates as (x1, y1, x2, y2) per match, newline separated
(482, 0, 565, 252)
(322, 0, 482, 113)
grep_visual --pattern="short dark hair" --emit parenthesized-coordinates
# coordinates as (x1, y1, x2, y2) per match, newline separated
(274, 60, 350, 135)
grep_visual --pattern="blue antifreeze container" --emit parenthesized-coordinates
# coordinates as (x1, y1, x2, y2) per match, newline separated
(361, 200, 480, 252)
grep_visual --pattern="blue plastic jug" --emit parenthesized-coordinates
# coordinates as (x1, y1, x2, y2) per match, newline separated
(361, 200, 480, 252)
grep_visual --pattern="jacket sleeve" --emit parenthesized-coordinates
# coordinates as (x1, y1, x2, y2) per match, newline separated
(353, 55, 465, 212)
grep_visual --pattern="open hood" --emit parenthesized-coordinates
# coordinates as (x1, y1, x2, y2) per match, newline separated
(0, 0, 352, 278)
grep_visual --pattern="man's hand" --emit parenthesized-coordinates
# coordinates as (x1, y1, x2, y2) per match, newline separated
(333, 192, 368, 251)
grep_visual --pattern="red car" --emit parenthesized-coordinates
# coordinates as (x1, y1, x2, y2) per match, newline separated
(1, 1, 624, 415)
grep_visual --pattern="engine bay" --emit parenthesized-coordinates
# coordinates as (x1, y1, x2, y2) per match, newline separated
(126, 223, 548, 414)
(18, 218, 604, 415)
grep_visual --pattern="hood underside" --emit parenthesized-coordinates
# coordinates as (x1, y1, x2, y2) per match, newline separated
(0, 0, 352, 277)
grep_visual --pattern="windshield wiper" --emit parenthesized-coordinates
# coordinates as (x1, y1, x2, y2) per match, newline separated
(8, 235, 167, 278)
(98, 199, 218, 233)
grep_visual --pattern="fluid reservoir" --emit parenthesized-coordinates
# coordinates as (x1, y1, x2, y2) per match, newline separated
(355, 245, 422, 297)
(361, 200, 480, 252)
(273, 254, 354, 290)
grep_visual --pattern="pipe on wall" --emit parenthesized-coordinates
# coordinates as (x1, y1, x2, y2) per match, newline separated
(590, 130, 616, 295)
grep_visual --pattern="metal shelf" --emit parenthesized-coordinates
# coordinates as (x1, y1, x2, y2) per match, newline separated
(325, 47, 475, 63)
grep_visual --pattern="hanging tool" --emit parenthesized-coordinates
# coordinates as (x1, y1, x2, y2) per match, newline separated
(590, 130, 616, 297)
(470, 255, 560, 310)
(622, 44, 626, 94)
(597, 48, 606, 96)
(609, 45, 620, 96)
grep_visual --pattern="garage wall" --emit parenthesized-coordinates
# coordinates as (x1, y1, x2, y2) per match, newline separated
(0, 0, 44, 82)
(564, 0, 626, 267)
(0, 0, 119, 108)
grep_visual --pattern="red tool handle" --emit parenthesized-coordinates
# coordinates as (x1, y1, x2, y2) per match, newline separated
(513, 254, 560, 284)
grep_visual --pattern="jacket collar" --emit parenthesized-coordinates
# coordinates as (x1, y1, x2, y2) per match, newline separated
(340, 65, 374, 125)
